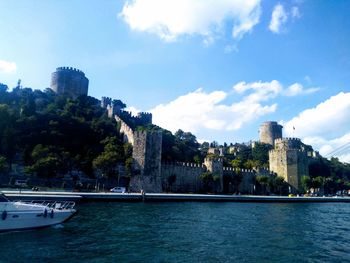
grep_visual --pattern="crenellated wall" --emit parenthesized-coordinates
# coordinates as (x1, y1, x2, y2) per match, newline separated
(115, 115, 135, 145)
(161, 162, 205, 192)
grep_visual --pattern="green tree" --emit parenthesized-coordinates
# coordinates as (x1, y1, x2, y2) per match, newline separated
(301, 175, 311, 193)
(256, 175, 270, 195)
(93, 137, 124, 178)
(200, 171, 214, 192)
(25, 144, 65, 178)
(252, 143, 272, 168)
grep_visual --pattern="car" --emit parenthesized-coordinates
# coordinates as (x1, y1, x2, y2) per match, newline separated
(110, 187, 126, 193)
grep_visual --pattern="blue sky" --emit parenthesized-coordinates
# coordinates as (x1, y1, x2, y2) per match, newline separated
(1, 0, 350, 162)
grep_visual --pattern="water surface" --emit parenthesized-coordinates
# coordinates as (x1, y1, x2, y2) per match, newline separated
(1, 202, 350, 262)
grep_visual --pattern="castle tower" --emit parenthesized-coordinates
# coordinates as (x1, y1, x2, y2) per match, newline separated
(269, 138, 309, 193)
(50, 67, 89, 99)
(130, 130, 163, 193)
(101, 96, 112, 108)
(259, 121, 283, 146)
(204, 156, 224, 192)
(136, 112, 152, 126)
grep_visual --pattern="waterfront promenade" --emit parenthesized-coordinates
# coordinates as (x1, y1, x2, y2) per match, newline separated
(3, 190, 350, 203)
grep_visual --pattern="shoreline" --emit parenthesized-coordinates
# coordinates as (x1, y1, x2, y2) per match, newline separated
(2, 190, 350, 203)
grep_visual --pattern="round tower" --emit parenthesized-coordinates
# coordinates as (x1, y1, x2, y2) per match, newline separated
(50, 67, 89, 99)
(259, 121, 283, 146)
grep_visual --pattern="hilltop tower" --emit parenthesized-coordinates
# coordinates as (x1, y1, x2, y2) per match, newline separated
(269, 138, 309, 193)
(259, 121, 283, 146)
(50, 67, 89, 99)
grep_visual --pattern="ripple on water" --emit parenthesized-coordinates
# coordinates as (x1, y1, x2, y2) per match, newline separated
(1, 202, 350, 262)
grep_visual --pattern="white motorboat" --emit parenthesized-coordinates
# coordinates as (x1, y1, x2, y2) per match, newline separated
(0, 193, 76, 232)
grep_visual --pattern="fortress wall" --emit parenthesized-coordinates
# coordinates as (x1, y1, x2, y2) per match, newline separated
(130, 130, 162, 193)
(115, 116, 134, 145)
(161, 162, 205, 192)
(223, 168, 256, 193)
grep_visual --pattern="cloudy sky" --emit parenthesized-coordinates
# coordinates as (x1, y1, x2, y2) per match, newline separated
(1, 0, 350, 162)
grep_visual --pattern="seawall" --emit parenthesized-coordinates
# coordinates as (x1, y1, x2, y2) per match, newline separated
(3, 191, 350, 203)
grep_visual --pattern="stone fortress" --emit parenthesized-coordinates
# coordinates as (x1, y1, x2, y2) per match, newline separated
(101, 98, 262, 194)
(51, 67, 318, 194)
(260, 121, 319, 193)
(50, 67, 89, 99)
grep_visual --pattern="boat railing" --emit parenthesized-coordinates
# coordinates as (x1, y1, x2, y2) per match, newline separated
(16, 200, 76, 210)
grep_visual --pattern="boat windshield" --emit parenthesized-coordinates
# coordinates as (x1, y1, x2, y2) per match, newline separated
(0, 194, 9, 202)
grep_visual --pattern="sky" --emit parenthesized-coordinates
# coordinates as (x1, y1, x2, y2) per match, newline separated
(0, 0, 350, 162)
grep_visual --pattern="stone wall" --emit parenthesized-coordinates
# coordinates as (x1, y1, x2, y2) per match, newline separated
(130, 130, 163, 193)
(222, 167, 256, 194)
(161, 162, 205, 192)
(269, 138, 309, 192)
(161, 162, 257, 194)
(115, 115, 135, 145)
(259, 121, 283, 146)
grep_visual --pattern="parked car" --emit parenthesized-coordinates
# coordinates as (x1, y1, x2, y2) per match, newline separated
(110, 187, 126, 193)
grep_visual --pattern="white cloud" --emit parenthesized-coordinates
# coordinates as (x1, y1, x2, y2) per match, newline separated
(291, 6, 301, 19)
(233, 80, 318, 98)
(284, 92, 350, 163)
(119, 0, 261, 42)
(150, 80, 283, 135)
(284, 83, 319, 96)
(233, 80, 282, 101)
(224, 44, 239, 54)
(269, 4, 288, 33)
(125, 106, 141, 116)
(0, 60, 16, 74)
(149, 80, 319, 136)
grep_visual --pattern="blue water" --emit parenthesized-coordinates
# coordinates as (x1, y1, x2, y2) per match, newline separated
(1, 202, 350, 262)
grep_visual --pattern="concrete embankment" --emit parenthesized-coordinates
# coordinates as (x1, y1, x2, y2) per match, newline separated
(3, 190, 350, 203)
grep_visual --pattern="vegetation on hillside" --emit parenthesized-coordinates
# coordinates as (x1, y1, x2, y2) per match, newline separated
(0, 85, 127, 180)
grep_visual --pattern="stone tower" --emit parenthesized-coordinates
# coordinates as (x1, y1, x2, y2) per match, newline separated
(269, 138, 309, 193)
(50, 67, 89, 99)
(259, 121, 283, 146)
(204, 156, 224, 192)
(130, 130, 163, 193)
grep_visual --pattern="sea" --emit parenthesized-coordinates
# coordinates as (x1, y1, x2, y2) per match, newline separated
(1, 202, 350, 263)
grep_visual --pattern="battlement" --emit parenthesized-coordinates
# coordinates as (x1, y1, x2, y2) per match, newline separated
(274, 137, 301, 143)
(162, 161, 205, 168)
(50, 66, 88, 98)
(222, 167, 255, 173)
(137, 112, 152, 117)
(56, 67, 85, 75)
(114, 109, 152, 128)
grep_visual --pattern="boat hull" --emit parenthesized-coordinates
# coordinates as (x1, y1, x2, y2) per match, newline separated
(0, 202, 76, 232)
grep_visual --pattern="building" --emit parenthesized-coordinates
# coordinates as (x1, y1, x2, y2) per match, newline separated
(50, 67, 89, 99)
(259, 121, 283, 146)
(269, 138, 309, 193)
